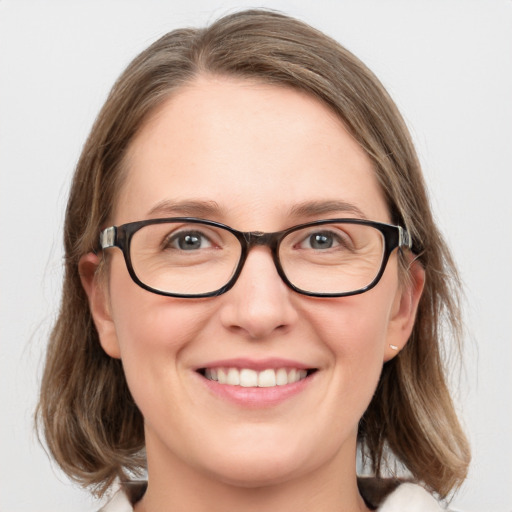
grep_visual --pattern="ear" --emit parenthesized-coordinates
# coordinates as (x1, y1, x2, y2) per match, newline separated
(384, 256, 425, 362)
(79, 252, 121, 359)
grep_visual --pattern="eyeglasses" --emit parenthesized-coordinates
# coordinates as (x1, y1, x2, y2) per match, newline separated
(99, 217, 412, 298)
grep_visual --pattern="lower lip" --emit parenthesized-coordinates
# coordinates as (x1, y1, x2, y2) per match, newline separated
(197, 372, 316, 408)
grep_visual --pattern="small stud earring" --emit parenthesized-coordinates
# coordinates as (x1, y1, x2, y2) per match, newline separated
(389, 344, 399, 351)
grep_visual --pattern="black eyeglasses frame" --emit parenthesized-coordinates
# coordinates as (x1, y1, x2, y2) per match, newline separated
(99, 217, 412, 299)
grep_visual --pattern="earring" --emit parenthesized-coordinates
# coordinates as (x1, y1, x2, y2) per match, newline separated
(389, 344, 399, 351)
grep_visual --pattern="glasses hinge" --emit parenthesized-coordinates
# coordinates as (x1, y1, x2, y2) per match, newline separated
(100, 226, 116, 249)
(398, 226, 412, 249)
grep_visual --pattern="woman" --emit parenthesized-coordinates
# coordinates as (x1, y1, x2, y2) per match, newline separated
(37, 9, 470, 511)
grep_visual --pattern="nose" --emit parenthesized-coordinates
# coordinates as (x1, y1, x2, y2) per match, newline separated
(219, 247, 299, 340)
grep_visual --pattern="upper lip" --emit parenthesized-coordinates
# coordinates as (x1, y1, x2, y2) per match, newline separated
(195, 357, 315, 371)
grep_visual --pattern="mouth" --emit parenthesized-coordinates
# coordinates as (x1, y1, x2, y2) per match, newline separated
(198, 367, 317, 388)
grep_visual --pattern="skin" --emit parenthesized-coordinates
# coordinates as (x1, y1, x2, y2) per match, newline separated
(80, 76, 424, 512)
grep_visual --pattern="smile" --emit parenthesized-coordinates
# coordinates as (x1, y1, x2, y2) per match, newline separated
(201, 367, 314, 387)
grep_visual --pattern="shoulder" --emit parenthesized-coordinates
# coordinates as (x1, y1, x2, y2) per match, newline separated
(377, 483, 446, 512)
(358, 477, 451, 511)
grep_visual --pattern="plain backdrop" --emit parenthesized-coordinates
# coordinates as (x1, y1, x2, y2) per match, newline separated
(1, 1, 511, 511)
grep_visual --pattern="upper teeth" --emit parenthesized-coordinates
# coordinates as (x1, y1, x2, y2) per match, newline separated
(204, 367, 308, 387)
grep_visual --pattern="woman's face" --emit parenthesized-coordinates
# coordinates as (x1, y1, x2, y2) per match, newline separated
(84, 76, 421, 487)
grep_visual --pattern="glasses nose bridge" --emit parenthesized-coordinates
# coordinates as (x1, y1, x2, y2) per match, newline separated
(244, 230, 280, 252)
(238, 230, 282, 270)
(232, 230, 286, 289)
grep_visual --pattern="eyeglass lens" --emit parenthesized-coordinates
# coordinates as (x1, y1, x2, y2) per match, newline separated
(129, 220, 385, 296)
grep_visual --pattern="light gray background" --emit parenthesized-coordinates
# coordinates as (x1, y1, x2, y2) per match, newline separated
(1, 1, 511, 511)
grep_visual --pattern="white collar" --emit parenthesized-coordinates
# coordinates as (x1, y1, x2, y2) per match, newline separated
(378, 483, 445, 511)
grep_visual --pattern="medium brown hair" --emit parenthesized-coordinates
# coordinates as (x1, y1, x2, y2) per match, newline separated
(37, 9, 470, 499)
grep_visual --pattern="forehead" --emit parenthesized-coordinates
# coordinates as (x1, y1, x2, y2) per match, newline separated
(116, 76, 389, 229)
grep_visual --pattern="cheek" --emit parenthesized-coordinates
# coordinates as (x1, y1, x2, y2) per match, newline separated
(106, 260, 215, 406)
(111, 294, 211, 370)
(303, 283, 397, 408)
(308, 289, 394, 362)
(107, 252, 208, 351)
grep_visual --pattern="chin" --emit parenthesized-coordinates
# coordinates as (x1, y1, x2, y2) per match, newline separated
(192, 431, 326, 489)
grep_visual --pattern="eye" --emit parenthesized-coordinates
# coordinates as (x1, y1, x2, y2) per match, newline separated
(300, 231, 342, 250)
(166, 230, 213, 251)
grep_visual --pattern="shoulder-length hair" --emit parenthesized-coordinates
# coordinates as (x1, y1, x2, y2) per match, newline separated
(37, 9, 470, 499)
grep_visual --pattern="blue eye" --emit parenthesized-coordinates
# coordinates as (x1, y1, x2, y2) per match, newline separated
(298, 231, 342, 250)
(168, 231, 213, 251)
(307, 232, 335, 249)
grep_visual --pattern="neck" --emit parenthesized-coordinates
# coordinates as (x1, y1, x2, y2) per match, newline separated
(136, 434, 370, 512)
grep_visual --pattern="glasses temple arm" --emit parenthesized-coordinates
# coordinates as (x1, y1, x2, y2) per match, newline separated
(100, 226, 117, 249)
(398, 226, 412, 250)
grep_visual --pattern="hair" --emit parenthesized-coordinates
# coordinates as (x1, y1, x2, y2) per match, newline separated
(37, 8, 470, 501)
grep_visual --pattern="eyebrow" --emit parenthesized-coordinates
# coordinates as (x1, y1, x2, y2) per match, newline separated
(146, 198, 367, 222)
(288, 200, 367, 219)
(147, 199, 222, 218)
